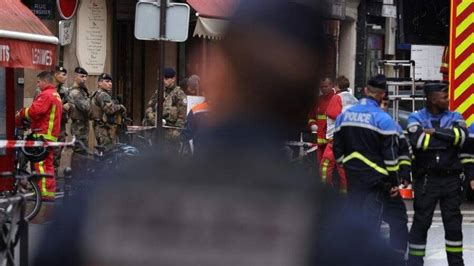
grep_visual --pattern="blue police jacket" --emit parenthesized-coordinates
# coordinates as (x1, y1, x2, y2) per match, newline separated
(406, 108, 468, 177)
(333, 97, 400, 188)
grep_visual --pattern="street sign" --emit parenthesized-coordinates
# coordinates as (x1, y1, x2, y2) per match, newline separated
(381, 4, 397, 18)
(58, 20, 74, 46)
(56, 0, 78, 20)
(134, 1, 190, 42)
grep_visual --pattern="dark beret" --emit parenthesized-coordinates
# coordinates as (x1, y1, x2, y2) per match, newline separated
(74, 67, 88, 75)
(55, 66, 67, 74)
(98, 73, 113, 82)
(423, 83, 448, 95)
(368, 74, 387, 91)
(163, 67, 176, 79)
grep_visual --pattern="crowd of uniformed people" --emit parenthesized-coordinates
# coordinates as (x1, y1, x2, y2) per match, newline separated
(15, 1, 474, 265)
(310, 75, 474, 266)
(14, 66, 204, 201)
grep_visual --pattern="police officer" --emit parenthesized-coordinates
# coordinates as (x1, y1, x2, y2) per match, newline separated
(380, 96, 411, 258)
(462, 124, 474, 200)
(90, 73, 126, 150)
(333, 75, 401, 256)
(407, 83, 468, 266)
(68, 67, 90, 152)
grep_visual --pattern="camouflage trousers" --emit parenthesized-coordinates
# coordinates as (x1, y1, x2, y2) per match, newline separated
(53, 126, 67, 176)
(162, 128, 182, 155)
(71, 120, 90, 154)
(94, 122, 116, 151)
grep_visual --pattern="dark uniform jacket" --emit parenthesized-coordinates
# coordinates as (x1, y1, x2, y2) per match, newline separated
(333, 97, 400, 188)
(406, 108, 467, 178)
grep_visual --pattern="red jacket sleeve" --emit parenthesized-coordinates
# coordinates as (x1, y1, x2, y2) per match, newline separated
(326, 95, 342, 120)
(24, 93, 51, 120)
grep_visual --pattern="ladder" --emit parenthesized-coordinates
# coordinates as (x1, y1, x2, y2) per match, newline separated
(377, 60, 425, 123)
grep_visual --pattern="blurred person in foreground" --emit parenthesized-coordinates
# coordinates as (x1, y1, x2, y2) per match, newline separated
(33, 1, 400, 265)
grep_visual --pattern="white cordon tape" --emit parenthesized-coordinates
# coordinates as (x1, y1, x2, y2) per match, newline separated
(126, 126, 156, 132)
(285, 141, 315, 147)
(0, 136, 76, 149)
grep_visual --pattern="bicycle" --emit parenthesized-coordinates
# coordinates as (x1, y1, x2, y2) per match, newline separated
(64, 140, 140, 200)
(0, 171, 50, 222)
(284, 132, 318, 173)
(0, 126, 76, 220)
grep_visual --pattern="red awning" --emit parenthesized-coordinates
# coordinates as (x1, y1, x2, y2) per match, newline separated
(186, 0, 236, 19)
(0, 0, 58, 69)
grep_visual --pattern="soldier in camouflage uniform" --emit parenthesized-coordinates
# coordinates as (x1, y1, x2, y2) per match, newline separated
(68, 67, 90, 154)
(90, 73, 126, 150)
(143, 68, 187, 150)
(52, 66, 69, 174)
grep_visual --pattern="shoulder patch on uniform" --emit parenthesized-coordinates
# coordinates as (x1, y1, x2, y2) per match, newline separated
(408, 126, 418, 133)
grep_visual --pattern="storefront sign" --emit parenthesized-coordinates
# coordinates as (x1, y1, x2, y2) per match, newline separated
(59, 20, 74, 46)
(30, 0, 55, 20)
(76, 0, 107, 75)
(381, 4, 397, 18)
(57, 0, 78, 20)
(0, 39, 56, 69)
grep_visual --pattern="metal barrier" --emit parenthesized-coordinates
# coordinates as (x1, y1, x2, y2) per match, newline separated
(0, 195, 28, 266)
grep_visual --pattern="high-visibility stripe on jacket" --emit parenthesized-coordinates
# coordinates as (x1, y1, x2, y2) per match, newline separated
(20, 85, 62, 141)
(406, 108, 467, 177)
(308, 90, 335, 145)
(333, 97, 400, 188)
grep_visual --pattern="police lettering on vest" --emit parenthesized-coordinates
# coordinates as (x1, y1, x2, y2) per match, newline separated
(343, 112, 372, 124)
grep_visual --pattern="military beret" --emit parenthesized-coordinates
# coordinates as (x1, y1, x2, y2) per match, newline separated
(74, 67, 88, 76)
(368, 74, 387, 91)
(423, 83, 448, 95)
(55, 66, 67, 74)
(98, 73, 113, 81)
(163, 67, 176, 78)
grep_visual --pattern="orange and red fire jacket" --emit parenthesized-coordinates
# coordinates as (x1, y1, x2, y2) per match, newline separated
(308, 90, 335, 145)
(18, 85, 63, 141)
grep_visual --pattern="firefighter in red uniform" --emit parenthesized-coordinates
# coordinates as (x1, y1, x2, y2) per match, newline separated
(16, 71, 62, 201)
(308, 77, 335, 163)
(320, 76, 358, 193)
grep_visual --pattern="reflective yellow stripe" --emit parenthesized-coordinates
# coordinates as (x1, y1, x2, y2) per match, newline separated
(446, 246, 463, 253)
(317, 114, 327, 120)
(422, 134, 431, 151)
(409, 250, 425, 256)
(38, 161, 45, 174)
(321, 159, 330, 183)
(33, 133, 57, 142)
(38, 161, 55, 197)
(453, 128, 460, 146)
(461, 158, 474, 164)
(342, 152, 388, 175)
(399, 160, 412, 166)
(25, 107, 30, 120)
(317, 138, 328, 144)
(47, 105, 56, 137)
(386, 165, 400, 172)
(308, 119, 316, 123)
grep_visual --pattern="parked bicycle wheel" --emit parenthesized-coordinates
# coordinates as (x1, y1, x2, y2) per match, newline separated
(15, 170, 42, 221)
